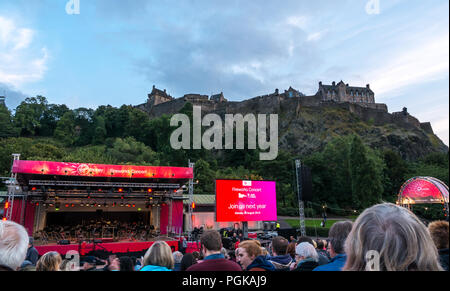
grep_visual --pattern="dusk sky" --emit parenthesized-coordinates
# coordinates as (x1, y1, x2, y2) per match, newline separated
(0, 0, 448, 145)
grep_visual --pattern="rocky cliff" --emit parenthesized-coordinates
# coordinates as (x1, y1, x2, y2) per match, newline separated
(136, 93, 448, 160)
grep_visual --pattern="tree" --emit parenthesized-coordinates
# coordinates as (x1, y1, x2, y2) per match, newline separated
(106, 137, 159, 165)
(0, 105, 18, 138)
(13, 96, 48, 136)
(54, 111, 76, 146)
(349, 135, 383, 208)
(92, 116, 107, 145)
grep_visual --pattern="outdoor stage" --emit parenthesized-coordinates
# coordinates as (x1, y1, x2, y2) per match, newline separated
(3, 159, 195, 248)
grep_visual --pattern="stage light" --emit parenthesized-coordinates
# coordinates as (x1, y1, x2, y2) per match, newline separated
(2, 218, 6, 221)
(80, 203, 84, 207)
(132, 204, 136, 208)
(4, 202, 9, 209)
(35, 202, 39, 206)
(65, 204, 69, 208)
(191, 202, 196, 209)
(71, 204, 75, 207)
(147, 188, 152, 193)
(121, 195, 124, 200)
(31, 187, 37, 191)
(118, 188, 123, 193)
(138, 208, 141, 211)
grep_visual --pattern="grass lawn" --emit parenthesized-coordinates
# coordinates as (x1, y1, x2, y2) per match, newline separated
(285, 219, 348, 229)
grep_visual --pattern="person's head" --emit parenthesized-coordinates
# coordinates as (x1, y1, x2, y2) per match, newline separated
(28, 237, 34, 248)
(180, 253, 196, 271)
(220, 248, 230, 259)
(119, 256, 134, 272)
(295, 242, 319, 262)
(270, 236, 289, 256)
(316, 239, 324, 250)
(238, 240, 262, 270)
(192, 251, 201, 261)
(0, 220, 29, 270)
(328, 221, 353, 258)
(428, 220, 449, 250)
(260, 247, 269, 256)
(200, 230, 222, 256)
(143, 241, 174, 270)
(36, 251, 62, 271)
(344, 203, 443, 271)
(173, 251, 183, 264)
(286, 242, 296, 258)
(297, 236, 314, 246)
(81, 256, 97, 270)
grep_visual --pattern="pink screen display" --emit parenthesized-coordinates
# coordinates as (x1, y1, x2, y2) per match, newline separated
(215, 180, 277, 222)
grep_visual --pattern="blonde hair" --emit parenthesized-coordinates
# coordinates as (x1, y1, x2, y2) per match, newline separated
(143, 241, 174, 270)
(36, 251, 62, 271)
(344, 203, 443, 271)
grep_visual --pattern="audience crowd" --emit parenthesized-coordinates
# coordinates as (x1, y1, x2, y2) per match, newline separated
(0, 203, 448, 272)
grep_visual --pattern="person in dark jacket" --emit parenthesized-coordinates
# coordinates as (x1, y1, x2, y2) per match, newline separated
(25, 237, 39, 266)
(187, 230, 241, 271)
(428, 220, 449, 271)
(268, 236, 294, 271)
(313, 221, 352, 271)
(238, 240, 275, 271)
(292, 242, 319, 271)
(180, 253, 197, 271)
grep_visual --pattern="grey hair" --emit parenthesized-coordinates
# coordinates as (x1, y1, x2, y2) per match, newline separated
(295, 242, 319, 262)
(0, 221, 29, 270)
(172, 251, 183, 264)
(343, 203, 443, 271)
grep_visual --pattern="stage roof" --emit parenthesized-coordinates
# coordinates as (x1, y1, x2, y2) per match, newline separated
(12, 160, 193, 180)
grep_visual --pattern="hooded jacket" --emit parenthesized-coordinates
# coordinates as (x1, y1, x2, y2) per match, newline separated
(268, 254, 294, 271)
(247, 256, 276, 271)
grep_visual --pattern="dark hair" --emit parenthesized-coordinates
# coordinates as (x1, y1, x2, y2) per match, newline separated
(297, 236, 314, 245)
(316, 239, 324, 249)
(119, 256, 134, 272)
(200, 230, 222, 252)
(271, 236, 289, 255)
(328, 221, 353, 254)
(180, 253, 196, 271)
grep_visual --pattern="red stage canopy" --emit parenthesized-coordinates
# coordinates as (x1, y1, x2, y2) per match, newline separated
(398, 177, 449, 205)
(12, 160, 193, 179)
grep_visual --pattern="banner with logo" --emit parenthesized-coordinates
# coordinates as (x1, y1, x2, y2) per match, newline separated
(215, 180, 277, 222)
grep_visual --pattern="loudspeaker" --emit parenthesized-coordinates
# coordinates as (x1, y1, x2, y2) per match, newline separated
(58, 240, 70, 245)
(301, 166, 313, 202)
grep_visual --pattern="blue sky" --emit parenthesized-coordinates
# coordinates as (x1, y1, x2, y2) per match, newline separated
(0, 0, 448, 145)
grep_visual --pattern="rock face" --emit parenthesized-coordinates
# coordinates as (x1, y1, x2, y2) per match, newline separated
(136, 89, 448, 161)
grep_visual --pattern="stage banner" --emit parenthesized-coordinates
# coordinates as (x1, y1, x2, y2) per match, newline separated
(215, 180, 277, 222)
(12, 160, 193, 179)
(399, 177, 449, 204)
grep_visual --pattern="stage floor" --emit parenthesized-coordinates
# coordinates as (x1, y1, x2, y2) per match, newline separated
(35, 238, 200, 256)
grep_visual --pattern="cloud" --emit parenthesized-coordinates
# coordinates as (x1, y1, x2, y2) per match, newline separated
(0, 82, 27, 110)
(0, 16, 49, 88)
(367, 34, 449, 99)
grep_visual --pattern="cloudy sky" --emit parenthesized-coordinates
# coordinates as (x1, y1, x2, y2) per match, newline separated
(0, 0, 448, 145)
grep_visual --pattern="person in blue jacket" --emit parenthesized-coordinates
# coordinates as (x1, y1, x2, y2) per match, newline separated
(314, 221, 353, 271)
(140, 241, 174, 271)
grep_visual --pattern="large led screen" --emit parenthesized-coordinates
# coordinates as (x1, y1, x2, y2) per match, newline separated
(215, 180, 277, 222)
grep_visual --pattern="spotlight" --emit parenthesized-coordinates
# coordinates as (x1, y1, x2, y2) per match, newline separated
(147, 188, 152, 193)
